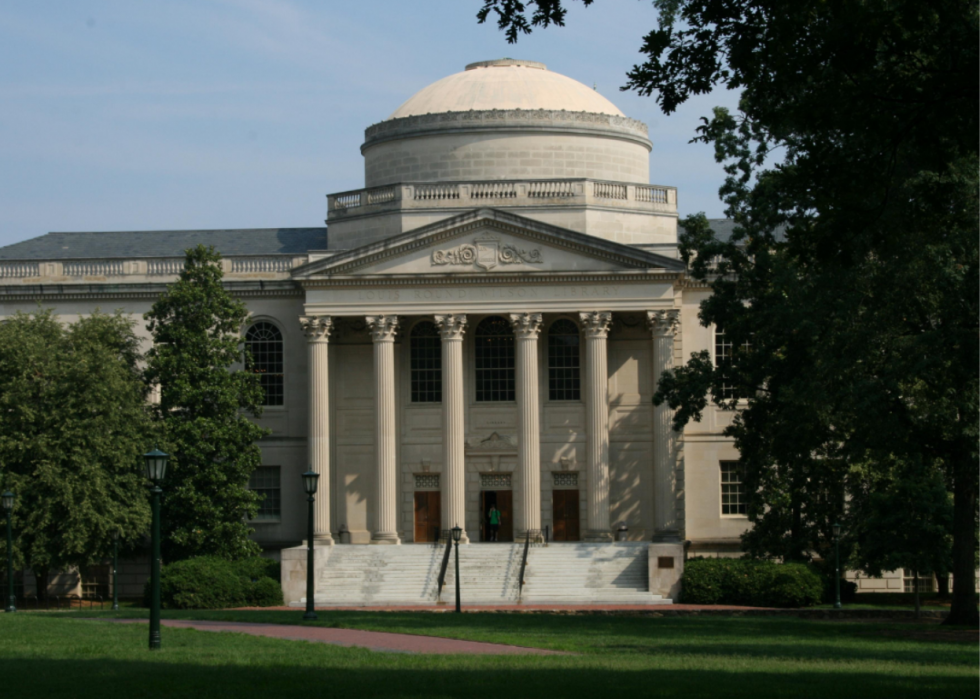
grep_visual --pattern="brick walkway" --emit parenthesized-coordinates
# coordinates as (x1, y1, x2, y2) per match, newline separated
(107, 619, 567, 655)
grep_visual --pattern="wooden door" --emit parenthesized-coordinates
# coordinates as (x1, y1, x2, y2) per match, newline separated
(552, 489, 580, 541)
(414, 491, 441, 542)
(480, 490, 514, 542)
(496, 490, 514, 542)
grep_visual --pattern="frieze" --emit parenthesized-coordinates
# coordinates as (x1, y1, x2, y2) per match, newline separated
(431, 234, 543, 271)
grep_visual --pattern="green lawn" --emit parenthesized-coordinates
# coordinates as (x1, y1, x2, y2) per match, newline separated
(0, 610, 975, 698)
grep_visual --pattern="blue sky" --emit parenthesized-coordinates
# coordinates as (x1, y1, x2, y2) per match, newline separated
(0, 0, 739, 249)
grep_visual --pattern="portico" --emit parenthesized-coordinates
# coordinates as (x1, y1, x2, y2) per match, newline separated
(294, 209, 686, 545)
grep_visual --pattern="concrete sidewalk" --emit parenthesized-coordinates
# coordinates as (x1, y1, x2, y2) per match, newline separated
(106, 619, 568, 655)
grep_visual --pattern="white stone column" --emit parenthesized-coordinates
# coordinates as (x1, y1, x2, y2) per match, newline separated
(366, 315, 401, 545)
(300, 315, 334, 544)
(648, 309, 681, 540)
(579, 311, 613, 541)
(509, 312, 543, 539)
(434, 314, 469, 543)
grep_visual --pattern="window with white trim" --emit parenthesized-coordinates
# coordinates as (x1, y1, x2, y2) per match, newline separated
(720, 461, 746, 516)
(245, 322, 284, 406)
(249, 466, 281, 520)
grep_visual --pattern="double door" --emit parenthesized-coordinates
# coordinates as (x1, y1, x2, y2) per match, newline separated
(552, 489, 580, 541)
(413, 491, 441, 543)
(480, 490, 513, 542)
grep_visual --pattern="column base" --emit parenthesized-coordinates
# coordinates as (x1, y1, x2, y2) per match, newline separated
(370, 532, 402, 545)
(584, 530, 614, 542)
(313, 534, 335, 545)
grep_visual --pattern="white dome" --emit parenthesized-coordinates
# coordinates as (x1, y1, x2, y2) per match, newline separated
(387, 59, 625, 120)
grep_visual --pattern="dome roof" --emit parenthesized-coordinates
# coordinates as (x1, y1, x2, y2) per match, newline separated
(387, 59, 625, 120)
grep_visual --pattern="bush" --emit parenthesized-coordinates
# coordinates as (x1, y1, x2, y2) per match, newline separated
(146, 556, 283, 609)
(682, 558, 823, 608)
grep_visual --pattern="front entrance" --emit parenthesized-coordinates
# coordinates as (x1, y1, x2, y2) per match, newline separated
(413, 491, 442, 542)
(480, 490, 513, 542)
(552, 489, 580, 541)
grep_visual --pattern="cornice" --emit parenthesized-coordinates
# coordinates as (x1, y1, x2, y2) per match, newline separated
(0, 280, 303, 302)
(299, 270, 684, 290)
(363, 109, 651, 152)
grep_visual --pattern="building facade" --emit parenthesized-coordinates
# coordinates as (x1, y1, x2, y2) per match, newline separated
(1, 59, 768, 593)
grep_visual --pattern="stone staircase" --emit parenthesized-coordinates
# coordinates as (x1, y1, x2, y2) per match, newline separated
(521, 542, 666, 604)
(296, 541, 669, 606)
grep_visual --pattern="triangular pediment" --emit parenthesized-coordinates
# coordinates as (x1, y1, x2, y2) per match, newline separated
(292, 209, 685, 279)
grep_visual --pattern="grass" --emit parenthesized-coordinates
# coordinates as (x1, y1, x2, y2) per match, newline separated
(0, 609, 976, 698)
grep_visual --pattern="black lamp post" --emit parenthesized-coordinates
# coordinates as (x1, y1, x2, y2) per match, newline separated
(302, 470, 319, 621)
(451, 524, 462, 614)
(832, 522, 842, 610)
(3, 491, 15, 613)
(144, 448, 168, 650)
(112, 530, 120, 611)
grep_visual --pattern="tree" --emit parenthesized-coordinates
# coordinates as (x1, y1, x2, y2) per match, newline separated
(0, 310, 152, 597)
(144, 245, 266, 563)
(478, 0, 979, 624)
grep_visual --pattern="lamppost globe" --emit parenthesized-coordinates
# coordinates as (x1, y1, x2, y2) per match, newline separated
(832, 522, 841, 538)
(451, 525, 462, 543)
(302, 470, 320, 496)
(2, 491, 14, 513)
(143, 449, 169, 484)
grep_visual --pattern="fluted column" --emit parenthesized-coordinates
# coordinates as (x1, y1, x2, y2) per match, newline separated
(434, 314, 469, 543)
(648, 309, 681, 540)
(366, 315, 401, 545)
(580, 311, 613, 541)
(300, 315, 334, 544)
(510, 312, 543, 539)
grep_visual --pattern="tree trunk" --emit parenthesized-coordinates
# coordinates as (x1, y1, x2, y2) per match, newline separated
(943, 468, 979, 626)
(33, 567, 49, 602)
(937, 575, 950, 598)
(913, 570, 920, 620)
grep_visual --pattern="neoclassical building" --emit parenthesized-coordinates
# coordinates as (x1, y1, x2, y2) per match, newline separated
(1, 59, 766, 600)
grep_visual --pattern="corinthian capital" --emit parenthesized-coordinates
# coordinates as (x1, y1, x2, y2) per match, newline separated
(365, 315, 399, 342)
(434, 314, 467, 340)
(579, 311, 612, 339)
(647, 309, 680, 337)
(300, 315, 332, 342)
(509, 312, 543, 339)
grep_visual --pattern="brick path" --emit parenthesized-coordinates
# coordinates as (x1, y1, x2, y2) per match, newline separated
(107, 619, 567, 655)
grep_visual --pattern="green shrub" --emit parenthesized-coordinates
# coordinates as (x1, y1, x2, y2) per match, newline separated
(145, 555, 283, 610)
(682, 557, 823, 608)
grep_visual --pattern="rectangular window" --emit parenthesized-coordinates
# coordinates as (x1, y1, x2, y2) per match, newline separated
(720, 461, 746, 516)
(249, 466, 281, 520)
(902, 569, 935, 593)
(714, 327, 751, 400)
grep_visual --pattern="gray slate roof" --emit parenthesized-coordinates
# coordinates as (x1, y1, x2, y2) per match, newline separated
(0, 228, 327, 260)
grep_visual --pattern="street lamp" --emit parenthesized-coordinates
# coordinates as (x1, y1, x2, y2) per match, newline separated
(832, 522, 842, 610)
(144, 448, 168, 650)
(112, 530, 120, 611)
(3, 491, 16, 613)
(451, 524, 463, 614)
(302, 470, 319, 621)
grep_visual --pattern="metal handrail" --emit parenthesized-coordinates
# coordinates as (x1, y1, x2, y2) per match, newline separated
(436, 534, 453, 596)
(518, 530, 531, 600)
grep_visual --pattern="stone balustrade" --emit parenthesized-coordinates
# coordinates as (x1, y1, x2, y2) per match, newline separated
(327, 178, 677, 218)
(0, 255, 308, 283)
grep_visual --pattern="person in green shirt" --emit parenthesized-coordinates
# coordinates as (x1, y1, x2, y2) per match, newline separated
(488, 505, 501, 541)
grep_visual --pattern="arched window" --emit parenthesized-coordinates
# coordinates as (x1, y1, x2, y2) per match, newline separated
(410, 321, 442, 403)
(475, 316, 515, 402)
(548, 319, 581, 401)
(245, 321, 284, 406)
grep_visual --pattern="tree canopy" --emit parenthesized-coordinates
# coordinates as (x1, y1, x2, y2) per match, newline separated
(144, 245, 267, 563)
(478, 0, 979, 624)
(0, 310, 152, 595)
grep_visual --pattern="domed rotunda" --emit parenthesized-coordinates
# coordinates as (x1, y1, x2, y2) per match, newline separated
(324, 59, 676, 250)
